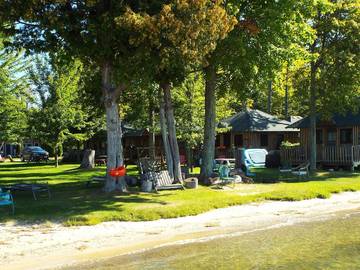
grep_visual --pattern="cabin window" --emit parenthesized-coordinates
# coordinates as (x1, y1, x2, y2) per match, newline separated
(215, 135, 221, 147)
(223, 133, 231, 147)
(340, 128, 352, 144)
(234, 134, 243, 147)
(260, 133, 268, 147)
(327, 129, 337, 145)
(316, 129, 323, 144)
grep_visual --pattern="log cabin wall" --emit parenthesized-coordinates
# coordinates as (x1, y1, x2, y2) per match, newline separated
(354, 126, 360, 145)
(216, 131, 300, 152)
(300, 128, 309, 147)
(299, 126, 360, 149)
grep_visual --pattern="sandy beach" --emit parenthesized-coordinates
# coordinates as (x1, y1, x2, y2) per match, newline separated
(1, 191, 360, 270)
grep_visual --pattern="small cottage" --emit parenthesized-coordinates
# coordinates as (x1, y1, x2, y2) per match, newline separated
(216, 109, 300, 157)
(283, 112, 360, 170)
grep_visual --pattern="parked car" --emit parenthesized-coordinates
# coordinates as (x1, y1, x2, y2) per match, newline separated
(21, 146, 49, 162)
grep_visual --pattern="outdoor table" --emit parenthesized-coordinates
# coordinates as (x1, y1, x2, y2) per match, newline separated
(2, 183, 51, 200)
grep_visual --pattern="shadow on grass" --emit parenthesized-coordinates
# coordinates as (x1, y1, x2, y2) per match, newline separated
(0, 184, 173, 224)
(1, 163, 359, 224)
(0, 162, 53, 169)
(252, 168, 360, 184)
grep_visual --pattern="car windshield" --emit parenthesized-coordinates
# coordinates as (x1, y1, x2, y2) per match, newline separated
(28, 147, 44, 151)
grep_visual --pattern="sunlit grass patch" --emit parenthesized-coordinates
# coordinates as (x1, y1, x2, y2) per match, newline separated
(0, 162, 359, 226)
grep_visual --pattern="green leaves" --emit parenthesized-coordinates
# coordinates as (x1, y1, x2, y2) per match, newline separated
(117, 0, 237, 82)
(0, 40, 30, 144)
(28, 55, 104, 154)
(292, 0, 360, 117)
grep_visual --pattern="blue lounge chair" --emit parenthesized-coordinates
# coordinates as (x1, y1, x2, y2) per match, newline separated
(218, 165, 236, 188)
(0, 188, 14, 214)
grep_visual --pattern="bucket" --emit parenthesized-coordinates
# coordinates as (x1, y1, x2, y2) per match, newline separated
(141, 181, 153, 192)
(184, 177, 198, 189)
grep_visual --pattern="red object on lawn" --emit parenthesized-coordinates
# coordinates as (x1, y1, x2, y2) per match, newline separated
(109, 166, 126, 177)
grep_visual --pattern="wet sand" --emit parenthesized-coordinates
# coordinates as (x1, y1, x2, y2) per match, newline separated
(1, 191, 360, 270)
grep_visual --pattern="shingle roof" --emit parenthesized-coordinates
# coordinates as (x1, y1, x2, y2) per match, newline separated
(219, 109, 299, 132)
(288, 111, 360, 128)
(122, 123, 148, 137)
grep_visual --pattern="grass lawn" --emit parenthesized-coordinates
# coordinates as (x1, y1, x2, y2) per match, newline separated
(0, 162, 360, 226)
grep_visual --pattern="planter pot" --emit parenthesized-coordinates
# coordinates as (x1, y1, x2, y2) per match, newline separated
(141, 181, 153, 192)
(184, 177, 198, 189)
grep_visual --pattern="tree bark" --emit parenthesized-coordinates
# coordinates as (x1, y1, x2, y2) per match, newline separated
(162, 81, 182, 182)
(285, 63, 289, 119)
(80, 149, 95, 169)
(159, 88, 174, 178)
(102, 61, 127, 192)
(185, 143, 192, 172)
(267, 80, 273, 114)
(309, 61, 317, 172)
(200, 64, 217, 184)
(148, 98, 156, 160)
(54, 146, 59, 168)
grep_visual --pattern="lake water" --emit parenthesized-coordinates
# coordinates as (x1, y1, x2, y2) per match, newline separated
(70, 209, 360, 270)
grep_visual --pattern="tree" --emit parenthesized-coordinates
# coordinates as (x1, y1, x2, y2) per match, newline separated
(0, 1, 153, 191)
(199, 0, 314, 181)
(0, 36, 30, 148)
(118, 0, 237, 180)
(293, 0, 360, 172)
(28, 57, 89, 167)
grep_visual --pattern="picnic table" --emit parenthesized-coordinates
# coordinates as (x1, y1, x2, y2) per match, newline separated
(1, 183, 51, 200)
(95, 155, 107, 166)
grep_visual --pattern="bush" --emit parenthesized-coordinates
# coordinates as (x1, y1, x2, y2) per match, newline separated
(281, 141, 300, 148)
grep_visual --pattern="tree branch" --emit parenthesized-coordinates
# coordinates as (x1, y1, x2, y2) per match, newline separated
(16, 21, 40, 27)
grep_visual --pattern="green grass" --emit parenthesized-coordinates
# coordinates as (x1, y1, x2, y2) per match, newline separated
(0, 162, 360, 226)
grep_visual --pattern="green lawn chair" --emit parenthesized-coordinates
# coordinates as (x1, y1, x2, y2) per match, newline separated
(218, 165, 236, 188)
(0, 188, 15, 214)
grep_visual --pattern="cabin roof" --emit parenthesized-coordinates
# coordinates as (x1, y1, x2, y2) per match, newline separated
(219, 109, 300, 132)
(122, 123, 148, 137)
(288, 111, 360, 129)
(93, 123, 147, 138)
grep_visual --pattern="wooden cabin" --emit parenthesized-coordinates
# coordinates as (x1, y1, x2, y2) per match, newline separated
(216, 109, 300, 157)
(83, 123, 196, 165)
(281, 112, 360, 170)
(85, 124, 163, 160)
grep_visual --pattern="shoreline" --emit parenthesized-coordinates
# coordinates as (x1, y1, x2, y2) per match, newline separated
(1, 191, 360, 270)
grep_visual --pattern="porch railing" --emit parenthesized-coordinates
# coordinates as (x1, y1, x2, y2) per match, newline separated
(353, 145, 360, 163)
(280, 146, 307, 164)
(281, 145, 360, 165)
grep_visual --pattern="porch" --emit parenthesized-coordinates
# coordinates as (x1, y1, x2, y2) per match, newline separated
(280, 145, 360, 170)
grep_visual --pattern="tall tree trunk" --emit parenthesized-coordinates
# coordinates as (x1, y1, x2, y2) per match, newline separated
(102, 61, 127, 192)
(285, 63, 289, 119)
(54, 146, 59, 168)
(162, 81, 182, 182)
(200, 64, 217, 184)
(267, 80, 273, 114)
(159, 88, 174, 178)
(148, 97, 156, 160)
(80, 149, 95, 169)
(185, 143, 192, 172)
(309, 62, 317, 172)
